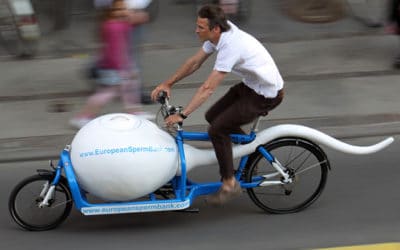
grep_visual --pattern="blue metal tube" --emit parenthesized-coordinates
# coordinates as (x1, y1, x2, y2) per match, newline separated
(257, 146, 275, 162)
(176, 131, 187, 200)
(235, 156, 249, 180)
(60, 150, 87, 210)
(181, 131, 209, 141)
(51, 166, 62, 185)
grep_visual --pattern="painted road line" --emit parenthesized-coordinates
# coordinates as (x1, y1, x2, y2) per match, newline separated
(317, 242, 400, 250)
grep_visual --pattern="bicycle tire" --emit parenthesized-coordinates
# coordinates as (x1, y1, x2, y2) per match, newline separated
(9, 174, 73, 231)
(244, 137, 330, 214)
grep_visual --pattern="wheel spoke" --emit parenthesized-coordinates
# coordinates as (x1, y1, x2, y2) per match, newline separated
(9, 174, 72, 231)
(246, 138, 329, 214)
(280, 147, 308, 169)
(296, 160, 328, 176)
(50, 199, 73, 209)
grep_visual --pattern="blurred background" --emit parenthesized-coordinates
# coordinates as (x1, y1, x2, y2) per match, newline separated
(0, 0, 391, 59)
(0, 0, 399, 159)
(0, 0, 398, 149)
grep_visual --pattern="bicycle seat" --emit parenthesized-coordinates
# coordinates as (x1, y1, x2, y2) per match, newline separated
(231, 116, 261, 144)
(231, 133, 256, 145)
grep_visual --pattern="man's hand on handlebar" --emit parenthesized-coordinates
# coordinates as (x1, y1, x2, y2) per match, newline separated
(153, 89, 185, 127)
(165, 113, 184, 127)
(151, 83, 171, 102)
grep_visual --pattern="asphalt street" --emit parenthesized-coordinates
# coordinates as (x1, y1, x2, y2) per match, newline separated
(1, 136, 399, 250)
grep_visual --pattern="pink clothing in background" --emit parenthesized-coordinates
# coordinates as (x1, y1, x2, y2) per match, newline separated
(99, 20, 133, 70)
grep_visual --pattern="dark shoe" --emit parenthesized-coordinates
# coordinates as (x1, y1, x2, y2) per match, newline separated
(206, 181, 242, 205)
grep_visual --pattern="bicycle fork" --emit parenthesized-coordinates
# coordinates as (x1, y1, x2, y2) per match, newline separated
(256, 146, 293, 187)
(38, 185, 55, 208)
(37, 161, 62, 208)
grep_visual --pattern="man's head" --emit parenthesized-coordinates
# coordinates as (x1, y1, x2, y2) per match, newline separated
(196, 5, 230, 44)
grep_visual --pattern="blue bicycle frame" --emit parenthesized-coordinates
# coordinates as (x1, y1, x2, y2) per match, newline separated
(52, 126, 275, 216)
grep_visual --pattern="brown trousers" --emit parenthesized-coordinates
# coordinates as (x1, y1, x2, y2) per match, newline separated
(205, 82, 284, 179)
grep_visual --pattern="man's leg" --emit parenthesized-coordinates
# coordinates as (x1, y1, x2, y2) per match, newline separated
(206, 83, 284, 203)
(205, 83, 246, 134)
(207, 84, 259, 187)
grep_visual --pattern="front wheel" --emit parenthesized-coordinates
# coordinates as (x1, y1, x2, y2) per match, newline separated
(9, 174, 73, 231)
(245, 137, 330, 214)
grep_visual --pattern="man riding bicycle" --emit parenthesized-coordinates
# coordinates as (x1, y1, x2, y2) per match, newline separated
(151, 4, 284, 205)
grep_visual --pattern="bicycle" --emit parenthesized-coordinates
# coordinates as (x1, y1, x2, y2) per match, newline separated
(0, 0, 40, 57)
(8, 91, 394, 231)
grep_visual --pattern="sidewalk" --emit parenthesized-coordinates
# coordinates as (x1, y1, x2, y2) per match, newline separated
(1, 34, 398, 98)
(1, 33, 400, 163)
(0, 0, 389, 58)
(0, 0, 399, 162)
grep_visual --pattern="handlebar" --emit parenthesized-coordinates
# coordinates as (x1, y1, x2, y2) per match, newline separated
(156, 91, 261, 133)
(156, 91, 168, 105)
(157, 91, 183, 121)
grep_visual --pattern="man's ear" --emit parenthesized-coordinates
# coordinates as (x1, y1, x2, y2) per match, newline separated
(212, 25, 221, 34)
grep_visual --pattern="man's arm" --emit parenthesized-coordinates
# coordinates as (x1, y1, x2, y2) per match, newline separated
(151, 48, 210, 100)
(181, 70, 227, 117)
(165, 48, 210, 86)
(164, 70, 227, 126)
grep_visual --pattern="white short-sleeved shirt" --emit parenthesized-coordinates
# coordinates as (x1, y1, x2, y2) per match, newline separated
(202, 21, 284, 98)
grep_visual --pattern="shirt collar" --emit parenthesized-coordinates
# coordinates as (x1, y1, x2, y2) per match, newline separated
(215, 20, 236, 49)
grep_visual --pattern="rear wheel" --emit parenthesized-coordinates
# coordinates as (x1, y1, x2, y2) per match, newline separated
(9, 174, 73, 231)
(245, 138, 329, 214)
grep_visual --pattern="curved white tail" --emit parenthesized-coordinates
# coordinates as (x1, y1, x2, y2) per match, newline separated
(181, 124, 394, 173)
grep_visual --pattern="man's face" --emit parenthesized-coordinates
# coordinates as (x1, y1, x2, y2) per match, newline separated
(196, 17, 218, 43)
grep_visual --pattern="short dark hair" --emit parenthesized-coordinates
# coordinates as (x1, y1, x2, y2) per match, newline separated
(198, 5, 231, 32)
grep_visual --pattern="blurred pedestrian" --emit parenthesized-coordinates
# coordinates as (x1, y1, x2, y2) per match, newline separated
(219, 0, 239, 15)
(94, 0, 154, 104)
(126, 0, 154, 104)
(386, 0, 400, 68)
(70, 0, 153, 129)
